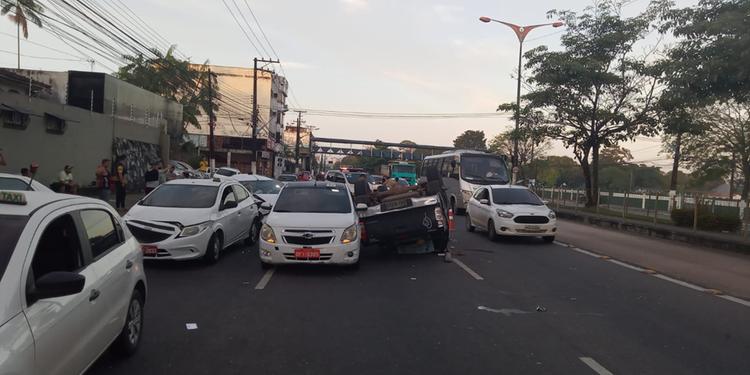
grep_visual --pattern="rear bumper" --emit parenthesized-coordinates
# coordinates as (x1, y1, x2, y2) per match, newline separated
(363, 203, 446, 243)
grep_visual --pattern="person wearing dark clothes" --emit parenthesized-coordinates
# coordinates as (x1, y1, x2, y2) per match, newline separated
(95, 159, 111, 202)
(144, 163, 160, 194)
(353, 174, 371, 204)
(113, 163, 127, 210)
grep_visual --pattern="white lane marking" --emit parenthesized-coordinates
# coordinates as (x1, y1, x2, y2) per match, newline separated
(653, 274, 706, 292)
(477, 306, 529, 316)
(254, 268, 275, 290)
(553, 240, 570, 247)
(718, 295, 750, 308)
(570, 247, 601, 258)
(606, 259, 645, 272)
(452, 257, 484, 280)
(579, 357, 614, 375)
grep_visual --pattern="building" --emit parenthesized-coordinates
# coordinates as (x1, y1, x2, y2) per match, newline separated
(186, 64, 288, 177)
(0, 68, 182, 191)
(283, 125, 314, 171)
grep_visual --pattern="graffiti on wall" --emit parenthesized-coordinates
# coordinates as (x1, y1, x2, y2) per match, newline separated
(113, 138, 161, 193)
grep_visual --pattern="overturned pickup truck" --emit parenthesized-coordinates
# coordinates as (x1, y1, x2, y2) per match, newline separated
(356, 167, 450, 253)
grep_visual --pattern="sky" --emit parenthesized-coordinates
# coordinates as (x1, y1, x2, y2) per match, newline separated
(0, 0, 698, 169)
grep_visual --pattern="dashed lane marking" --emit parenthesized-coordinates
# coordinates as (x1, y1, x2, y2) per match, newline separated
(579, 357, 614, 375)
(451, 257, 484, 280)
(254, 268, 275, 290)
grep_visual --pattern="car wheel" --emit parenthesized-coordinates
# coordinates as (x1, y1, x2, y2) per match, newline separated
(260, 260, 272, 270)
(203, 233, 222, 265)
(543, 236, 555, 243)
(465, 212, 475, 232)
(114, 289, 144, 356)
(245, 219, 261, 245)
(487, 220, 498, 241)
(348, 258, 360, 270)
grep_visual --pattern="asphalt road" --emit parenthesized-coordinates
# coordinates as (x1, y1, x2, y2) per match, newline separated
(88, 217, 750, 375)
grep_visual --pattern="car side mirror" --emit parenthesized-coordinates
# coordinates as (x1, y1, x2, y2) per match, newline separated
(32, 271, 85, 300)
(356, 203, 368, 212)
(260, 202, 273, 212)
(222, 200, 238, 210)
(479, 198, 489, 205)
(542, 200, 549, 205)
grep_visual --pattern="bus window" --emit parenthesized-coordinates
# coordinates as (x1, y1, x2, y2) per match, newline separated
(448, 158, 459, 180)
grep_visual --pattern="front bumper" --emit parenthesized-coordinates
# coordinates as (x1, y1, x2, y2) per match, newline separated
(130, 226, 213, 261)
(259, 239, 360, 265)
(494, 219, 557, 237)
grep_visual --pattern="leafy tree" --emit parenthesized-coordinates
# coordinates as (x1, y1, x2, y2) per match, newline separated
(116, 46, 217, 132)
(2, 0, 43, 68)
(453, 130, 487, 151)
(599, 146, 633, 166)
(523, 1, 661, 206)
(491, 103, 551, 167)
(529, 156, 584, 187)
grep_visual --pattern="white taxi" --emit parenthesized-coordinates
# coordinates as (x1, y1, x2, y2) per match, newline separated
(466, 185, 557, 242)
(124, 179, 261, 264)
(259, 182, 362, 269)
(0, 190, 147, 375)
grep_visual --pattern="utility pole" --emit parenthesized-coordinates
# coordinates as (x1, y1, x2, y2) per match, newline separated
(294, 110, 305, 172)
(207, 68, 216, 171)
(251, 57, 280, 139)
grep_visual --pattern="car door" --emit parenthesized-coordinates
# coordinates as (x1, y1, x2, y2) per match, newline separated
(77, 207, 136, 351)
(474, 188, 491, 227)
(22, 210, 100, 375)
(217, 185, 240, 244)
(232, 184, 256, 236)
(468, 188, 482, 227)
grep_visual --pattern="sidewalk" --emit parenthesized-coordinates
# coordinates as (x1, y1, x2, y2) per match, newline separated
(557, 220, 750, 299)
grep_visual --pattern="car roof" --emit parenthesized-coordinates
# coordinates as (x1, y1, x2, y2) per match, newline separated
(0, 191, 100, 216)
(487, 184, 530, 190)
(0, 173, 54, 192)
(282, 181, 347, 189)
(232, 174, 272, 182)
(163, 178, 234, 187)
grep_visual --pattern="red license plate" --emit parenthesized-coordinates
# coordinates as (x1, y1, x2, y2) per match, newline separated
(141, 245, 158, 256)
(294, 248, 320, 259)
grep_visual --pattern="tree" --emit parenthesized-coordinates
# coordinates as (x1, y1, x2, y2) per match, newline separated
(523, 1, 661, 206)
(599, 146, 633, 166)
(529, 156, 584, 188)
(453, 130, 486, 151)
(116, 46, 217, 132)
(491, 103, 551, 167)
(1, 0, 43, 68)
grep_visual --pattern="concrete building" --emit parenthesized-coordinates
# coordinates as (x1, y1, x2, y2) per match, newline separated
(186, 64, 288, 177)
(0, 69, 181, 192)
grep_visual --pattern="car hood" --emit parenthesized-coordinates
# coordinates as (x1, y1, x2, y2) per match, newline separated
(266, 212, 355, 229)
(494, 204, 552, 216)
(125, 204, 213, 226)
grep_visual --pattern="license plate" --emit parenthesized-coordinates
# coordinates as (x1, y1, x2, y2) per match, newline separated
(524, 225, 541, 230)
(141, 245, 158, 256)
(381, 199, 411, 212)
(294, 248, 320, 259)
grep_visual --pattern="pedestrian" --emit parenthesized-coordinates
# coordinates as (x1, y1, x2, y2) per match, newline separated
(95, 159, 111, 202)
(199, 156, 209, 174)
(144, 162, 160, 194)
(112, 162, 127, 210)
(20, 167, 29, 177)
(58, 165, 79, 194)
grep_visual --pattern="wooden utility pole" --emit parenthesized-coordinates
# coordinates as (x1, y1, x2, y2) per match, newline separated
(251, 57, 280, 139)
(294, 111, 305, 171)
(207, 68, 216, 165)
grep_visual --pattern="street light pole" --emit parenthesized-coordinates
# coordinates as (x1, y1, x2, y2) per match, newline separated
(479, 16, 563, 184)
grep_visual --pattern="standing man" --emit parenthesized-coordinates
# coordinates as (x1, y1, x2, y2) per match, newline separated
(112, 162, 127, 211)
(144, 162, 160, 194)
(95, 159, 111, 202)
(58, 165, 79, 194)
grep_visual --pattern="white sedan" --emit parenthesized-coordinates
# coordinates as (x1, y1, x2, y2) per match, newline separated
(0, 190, 147, 375)
(465, 185, 557, 242)
(0, 172, 54, 192)
(259, 181, 362, 268)
(232, 174, 283, 206)
(124, 179, 261, 264)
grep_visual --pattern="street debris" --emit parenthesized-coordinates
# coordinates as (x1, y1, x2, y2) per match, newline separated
(185, 323, 198, 330)
(536, 305, 547, 312)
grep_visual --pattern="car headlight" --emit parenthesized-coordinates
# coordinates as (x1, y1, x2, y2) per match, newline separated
(495, 209, 514, 218)
(340, 224, 358, 244)
(260, 223, 277, 243)
(548, 211, 556, 219)
(178, 222, 209, 238)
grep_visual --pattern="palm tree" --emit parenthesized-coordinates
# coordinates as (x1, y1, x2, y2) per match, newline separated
(1, 0, 44, 68)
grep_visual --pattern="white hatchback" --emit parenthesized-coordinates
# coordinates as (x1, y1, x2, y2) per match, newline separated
(466, 185, 557, 242)
(259, 182, 361, 268)
(0, 191, 147, 375)
(124, 179, 261, 264)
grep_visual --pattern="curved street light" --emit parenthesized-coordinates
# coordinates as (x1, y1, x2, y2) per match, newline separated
(479, 16, 564, 184)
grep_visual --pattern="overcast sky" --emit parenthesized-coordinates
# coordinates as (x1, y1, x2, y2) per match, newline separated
(0, 0, 698, 168)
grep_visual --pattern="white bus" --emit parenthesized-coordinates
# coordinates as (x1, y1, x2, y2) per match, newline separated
(421, 150, 509, 212)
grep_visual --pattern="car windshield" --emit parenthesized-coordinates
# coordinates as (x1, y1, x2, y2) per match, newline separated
(140, 184, 218, 208)
(0, 177, 31, 191)
(492, 188, 544, 205)
(215, 168, 236, 177)
(392, 165, 414, 173)
(241, 180, 282, 194)
(461, 155, 509, 184)
(273, 186, 352, 213)
(0, 215, 29, 281)
(346, 172, 367, 183)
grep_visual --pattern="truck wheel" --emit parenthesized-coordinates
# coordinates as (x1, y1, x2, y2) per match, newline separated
(431, 232, 449, 252)
(543, 236, 555, 243)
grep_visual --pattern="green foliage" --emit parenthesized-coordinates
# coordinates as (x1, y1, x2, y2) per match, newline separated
(490, 104, 550, 166)
(528, 156, 584, 187)
(1, 0, 43, 38)
(116, 46, 217, 132)
(671, 208, 741, 232)
(453, 130, 486, 151)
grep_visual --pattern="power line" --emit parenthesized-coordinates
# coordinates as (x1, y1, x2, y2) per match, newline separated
(0, 48, 85, 61)
(221, 0, 261, 55)
(230, 0, 270, 57)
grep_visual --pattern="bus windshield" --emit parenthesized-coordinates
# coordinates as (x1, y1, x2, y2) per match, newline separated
(460, 155, 509, 185)
(391, 164, 415, 173)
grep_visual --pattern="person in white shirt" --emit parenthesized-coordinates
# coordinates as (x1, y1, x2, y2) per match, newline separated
(58, 165, 78, 194)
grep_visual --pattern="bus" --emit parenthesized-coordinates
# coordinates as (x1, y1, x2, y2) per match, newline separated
(388, 161, 417, 185)
(421, 150, 509, 212)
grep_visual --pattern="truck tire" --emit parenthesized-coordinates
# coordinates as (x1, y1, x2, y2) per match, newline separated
(431, 231, 449, 252)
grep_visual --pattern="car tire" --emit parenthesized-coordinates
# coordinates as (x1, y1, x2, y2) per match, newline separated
(465, 212, 475, 232)
(260, 260, 272, 270)
(245, 219, 261, 245)
(487, 220, 498, 242)
(203, 233, 222, 265)
(114, 289, 144, 357)
(543, 236, 555, 243)
(348, 258, 360, 270)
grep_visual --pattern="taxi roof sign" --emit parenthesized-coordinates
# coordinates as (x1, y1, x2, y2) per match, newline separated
(0, 191, 28, 205)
